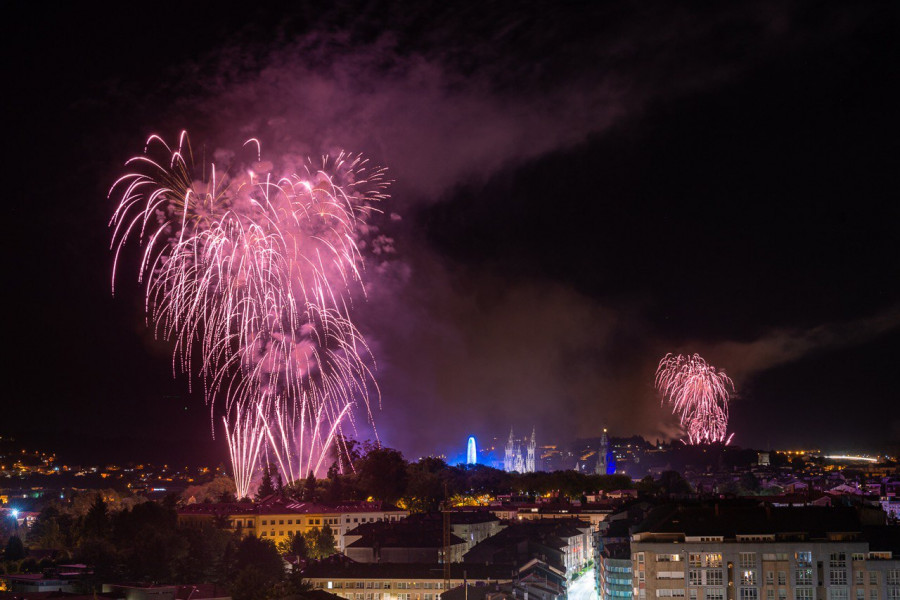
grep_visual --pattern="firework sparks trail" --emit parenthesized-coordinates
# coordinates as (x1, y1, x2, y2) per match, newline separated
(110, 132, 388, 498)
(655, 353, 735, 445)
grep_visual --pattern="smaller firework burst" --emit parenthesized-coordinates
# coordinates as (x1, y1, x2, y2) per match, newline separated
(655, 353, 734, 445)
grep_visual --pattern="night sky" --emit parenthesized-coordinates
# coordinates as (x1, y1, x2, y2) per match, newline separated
(6, 2, 899, 466)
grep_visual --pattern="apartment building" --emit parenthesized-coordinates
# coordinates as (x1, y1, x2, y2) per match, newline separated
(630, 505, 900, 600)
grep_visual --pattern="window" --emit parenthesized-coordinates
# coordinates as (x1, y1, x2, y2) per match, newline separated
(690, 555, 703, 568)
(288, 519, 293, 524)
(831, 554, 847, 568)
(655, 590, 685, 598)
(869, 573, 878, 586)
(708, 571, 724, 586)
(856, 572, 865, 585)
(889, 591, 900, 600)
(741, 554, 758, 569)
(856, 590, 864, 600)
(888, 570, 900, 585)
(796, 570, 813, 586)
(707, 589, 725, 600)
(768, 591, 775, 600)
(742, 571, 758, 586)
(262, 520, 267, 525)
(869, 591, 877, 600)
(279, 520, 284, 525)
(831, 570, 848, 586)
(852, 554, 866, 562)
(658, 554, 683, 563)
(795, 590, 813, 600)
(779, 590, 786, 600)
(658, 572, 685, 580)
(796, 553, 813, 568)
(778, 572, 786, 586)
(828, 589, 848, 600)
(767, 572, 775, 585)
(689, 571, 701, 586)
(690, 591, 697, 600)
(740, 589, 758, 600)
(637, 553, 645, 564)
(708, 554, 723, 568)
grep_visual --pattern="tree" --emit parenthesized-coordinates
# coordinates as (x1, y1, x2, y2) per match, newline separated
(636, 475, 659, 495)
(230, 536, 285, 600)
(75, 537, 120, 591)
(277, 531, 308, 559)
(82, 494, 110, 539)
(182, 475, 237, 504)
(325, 463, 344, 503)
(315, 524, 336, 558)
(303, 472, 317, 502)
(659, 471, 693, 495)
(255, 467, 275, 501)
(4, 535, 25, 561)
(301, 527, 335, 560)
(355, 447, 409, 503)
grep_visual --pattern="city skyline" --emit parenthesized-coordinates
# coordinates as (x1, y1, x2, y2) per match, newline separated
(5, 2, 899, 468)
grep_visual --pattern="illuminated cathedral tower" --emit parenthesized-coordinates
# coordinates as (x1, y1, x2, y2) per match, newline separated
(595, 428, 615, 475)
(504, 427, 537, 473)
(504, 429, 516, 472)
(526, 427, 536, 472)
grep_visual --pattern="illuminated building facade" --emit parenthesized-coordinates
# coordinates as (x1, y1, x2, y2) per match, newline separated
(504, 427, 536, 473)
(630, 505, 900, 600)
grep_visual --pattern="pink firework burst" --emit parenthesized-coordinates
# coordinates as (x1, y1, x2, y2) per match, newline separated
(655, 353, 735, 445)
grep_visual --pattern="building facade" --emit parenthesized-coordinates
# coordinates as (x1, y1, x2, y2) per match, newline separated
(178, 495, 408, 551)
(504, 428, 536, 473)
(630, 506, 900, 600)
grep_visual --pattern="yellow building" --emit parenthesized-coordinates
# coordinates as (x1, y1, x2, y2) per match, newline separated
(177, 495, 408, 551)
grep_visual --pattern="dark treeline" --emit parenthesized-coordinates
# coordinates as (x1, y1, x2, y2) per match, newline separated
(1, 495, 312, 600)
(277, 440, 636, 511)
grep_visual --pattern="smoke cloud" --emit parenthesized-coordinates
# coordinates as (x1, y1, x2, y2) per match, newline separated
(128, 2, 891, 458)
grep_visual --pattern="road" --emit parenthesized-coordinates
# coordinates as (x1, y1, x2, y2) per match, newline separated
(568, 570, 599, 600)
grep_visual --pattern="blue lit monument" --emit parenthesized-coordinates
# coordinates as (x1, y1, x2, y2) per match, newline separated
(466, 435, 477, 465)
